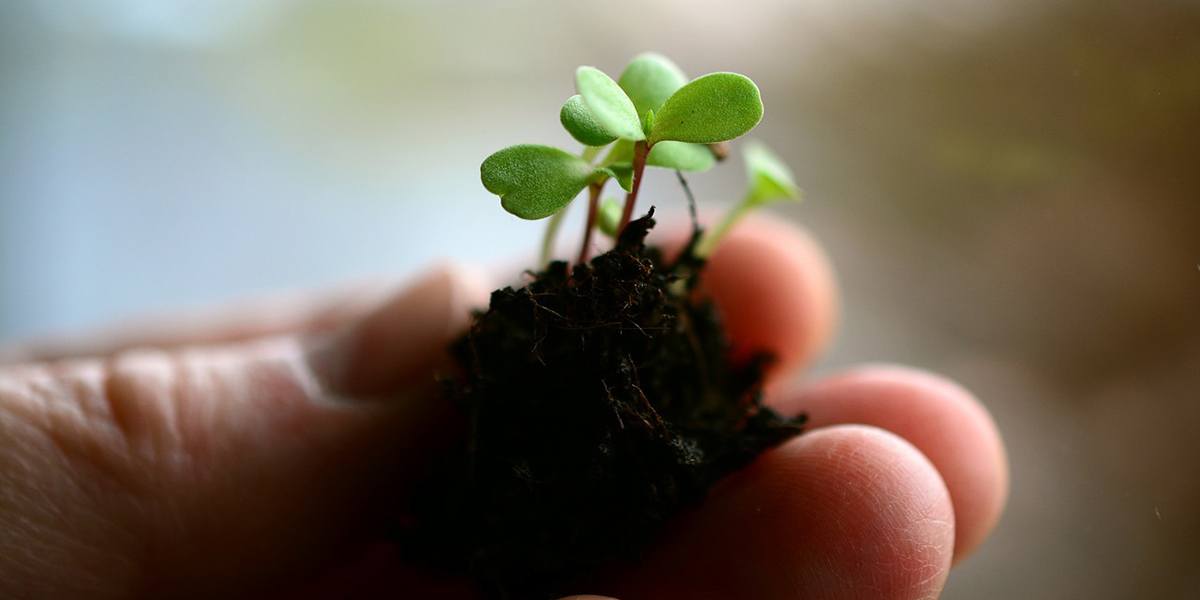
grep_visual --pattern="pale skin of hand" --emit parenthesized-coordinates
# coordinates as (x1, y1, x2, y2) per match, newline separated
(0, 217, 1007, 599)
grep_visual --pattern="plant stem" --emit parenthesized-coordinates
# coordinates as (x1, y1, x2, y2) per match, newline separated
(695, 195, 753, 258)
(539, 206, 569, 268)
(675, 170, 699, 234)
(543, 145, 607, 268)
(617, 140, 650, 235)
(577, 181, 604, 265)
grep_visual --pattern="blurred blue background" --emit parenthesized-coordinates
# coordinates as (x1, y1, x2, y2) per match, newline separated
(3, 0, 1199, 597)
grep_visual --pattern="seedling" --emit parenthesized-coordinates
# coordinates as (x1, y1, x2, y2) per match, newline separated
(695, 140, 802, 256)
(481, 52, 792, 267)
(407, 53, 807, 600)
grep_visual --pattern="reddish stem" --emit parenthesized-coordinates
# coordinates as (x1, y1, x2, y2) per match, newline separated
(617, 140, 650, 236)
(577, 182, 603, 265)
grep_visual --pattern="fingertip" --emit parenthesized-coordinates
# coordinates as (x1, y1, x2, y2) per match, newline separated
(606, 425, 953, 600)
(777, 365, 1009, 562)
(308, 262, 491, 398)
(699, 215, 838, 379)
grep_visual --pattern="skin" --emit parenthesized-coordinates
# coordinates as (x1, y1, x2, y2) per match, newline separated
(0, 217, 1007, 599)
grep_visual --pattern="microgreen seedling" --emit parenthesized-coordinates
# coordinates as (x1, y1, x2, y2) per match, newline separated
(695, 140, 802, 257)
(479, 52, 798, 265)
(425, 53, 810, 599)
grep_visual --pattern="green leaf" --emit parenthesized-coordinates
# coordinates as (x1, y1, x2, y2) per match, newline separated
(560, 95, 617, 147)
(646, 141, 716, 172)
(648, 72, 763, 145)
(744, 141, 800, 204)
(606, 164, 634, 191)
(594, 140, 634, 190)
(576, 66, 645, 141)
(481, 144, 600, 220)
(601, 139, 635, 166)
(596, 197, 623, 237)
(603, 139, 713, 174)
(618, 52, 689, 119)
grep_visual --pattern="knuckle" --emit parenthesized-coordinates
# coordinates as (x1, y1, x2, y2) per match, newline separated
(0, 363, 148, 595)
(0, 351, 192, 494)
(102, 350, 186, 465)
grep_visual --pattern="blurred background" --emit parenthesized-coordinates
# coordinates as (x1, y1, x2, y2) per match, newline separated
(2, 0, 1198, 596)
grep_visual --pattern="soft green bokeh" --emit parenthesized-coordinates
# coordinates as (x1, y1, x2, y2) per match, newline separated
(744, 141, 800, 204)
(481, 144, 600, 220)
(575, 66, 645, 142)
(618, 52, 688, 119)
(596, 197, 623, 237)
(649, 73, 763, 144)
(560, 95, 617, 147)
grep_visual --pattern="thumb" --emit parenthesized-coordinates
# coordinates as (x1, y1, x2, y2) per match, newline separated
(0, 265, 487, 598)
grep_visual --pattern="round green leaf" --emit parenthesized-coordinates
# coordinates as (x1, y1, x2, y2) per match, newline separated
(560, 95, 617, 147)
(596, 197, 623, 237)
(744, 141, 800, 204)
(646, 141, 716, 172)
(576, 66, 645, 142)
(481, 144, 599, 220)
(649, 72, 764, 145)
(618, 52, 688, 118)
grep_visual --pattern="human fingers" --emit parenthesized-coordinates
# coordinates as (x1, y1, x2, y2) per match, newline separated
(770, 365, 1009, 562)
(691, 215, 837, 381)
(596, 425, 954, 599)
(0, 265, 487, 598)
(0, 278, 407, 365)
(326, 216, 840, 598)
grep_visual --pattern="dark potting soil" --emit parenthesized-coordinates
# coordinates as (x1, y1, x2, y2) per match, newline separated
(403, 210, 806, 599)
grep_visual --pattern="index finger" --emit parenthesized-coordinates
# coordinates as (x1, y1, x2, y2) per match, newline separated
(694, 215, 838, 381)
(0, 276, 446, 365)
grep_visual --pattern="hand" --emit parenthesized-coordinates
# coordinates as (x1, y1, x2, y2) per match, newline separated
(0, 217, 1007, 599)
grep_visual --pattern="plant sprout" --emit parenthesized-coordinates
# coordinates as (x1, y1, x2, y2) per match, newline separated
(694, 141, 802, 257)
(429, 55, 809, 597)
(479, 52, 798, 266)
